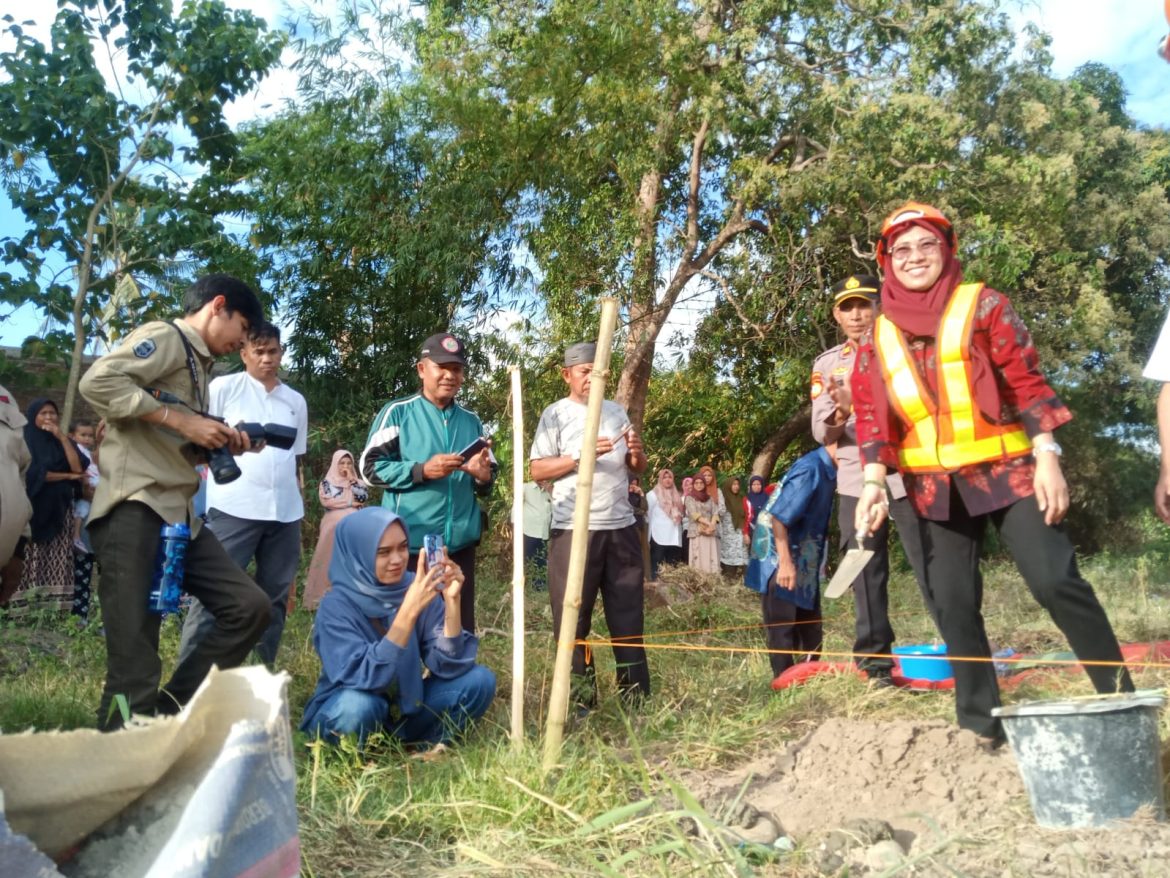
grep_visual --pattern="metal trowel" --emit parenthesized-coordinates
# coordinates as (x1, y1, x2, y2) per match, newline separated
(824, 535, 874, 599)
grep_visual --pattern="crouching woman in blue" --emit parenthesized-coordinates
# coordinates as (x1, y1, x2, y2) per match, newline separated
(300, 507, 496, 747)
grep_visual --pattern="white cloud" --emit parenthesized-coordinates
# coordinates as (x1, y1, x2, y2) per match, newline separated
(1010, 0, 1166, 126)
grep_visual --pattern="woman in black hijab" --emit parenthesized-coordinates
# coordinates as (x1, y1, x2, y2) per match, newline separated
(12, 398, 83, 616)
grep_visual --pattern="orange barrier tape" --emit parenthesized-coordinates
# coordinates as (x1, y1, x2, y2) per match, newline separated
(618, 608, 936, 642)
(575, 637, 1170, 669)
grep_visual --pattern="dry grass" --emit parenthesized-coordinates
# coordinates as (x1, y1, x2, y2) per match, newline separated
(4, 534, 1170, 876)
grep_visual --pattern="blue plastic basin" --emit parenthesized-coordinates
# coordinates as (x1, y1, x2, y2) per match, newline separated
(893, 643, 952, 681)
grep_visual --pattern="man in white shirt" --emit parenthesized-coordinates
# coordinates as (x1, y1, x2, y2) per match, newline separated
(529, 342, 650, 711)
(178, 323, 308, 666)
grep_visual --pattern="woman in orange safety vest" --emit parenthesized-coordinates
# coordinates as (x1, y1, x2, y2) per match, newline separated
(850, 202, 1133, 745)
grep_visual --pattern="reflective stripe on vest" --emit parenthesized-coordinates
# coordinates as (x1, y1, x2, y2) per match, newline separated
(875, 282, 1032, 473)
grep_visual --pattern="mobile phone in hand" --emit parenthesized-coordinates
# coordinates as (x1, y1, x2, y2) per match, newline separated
(458, 436, 489, 463)
(424, 533, 446, 590)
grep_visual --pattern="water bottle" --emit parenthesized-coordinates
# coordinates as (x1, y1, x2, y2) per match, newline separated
(148, 522, 190, 615)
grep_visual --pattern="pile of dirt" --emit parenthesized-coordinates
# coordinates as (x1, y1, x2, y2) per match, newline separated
(682, 717, 1170, 876)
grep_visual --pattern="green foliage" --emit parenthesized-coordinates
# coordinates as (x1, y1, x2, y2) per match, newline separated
(0, 1, 283, 377)
(399, 0, 1170, 509)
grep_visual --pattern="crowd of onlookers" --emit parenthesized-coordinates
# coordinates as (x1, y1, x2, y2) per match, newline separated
(2, 200, 1157, 753)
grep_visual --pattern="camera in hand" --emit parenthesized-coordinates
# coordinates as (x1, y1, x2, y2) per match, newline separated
(207, 422, 297, 484)
(144, 389, 298, 485)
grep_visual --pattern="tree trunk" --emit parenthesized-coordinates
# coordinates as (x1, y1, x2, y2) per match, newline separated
(60, 101, 164, 426)
(62, 234, 98, 428)
(614, 116, 765, 431)
(615, 168, 661, 431)
(749, 404, 812, 482)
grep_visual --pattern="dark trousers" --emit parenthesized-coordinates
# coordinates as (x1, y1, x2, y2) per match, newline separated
(408, 543, 477, 634)
(72, 551, 95, 620)
(922, 487, 1134, 738)
(548, 525, 650, 705)
(523, 535, 548, 590)
(761, 586, 823, 678)
(837, 493, 932, 671)
(88, 501, 269, 729)
(178, 508, 302, 666)
(649, 540, 683, 580)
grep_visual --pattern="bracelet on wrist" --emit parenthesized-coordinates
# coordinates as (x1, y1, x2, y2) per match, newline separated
(862, 478, 886, 490)
(1032, 441, 1062, 458)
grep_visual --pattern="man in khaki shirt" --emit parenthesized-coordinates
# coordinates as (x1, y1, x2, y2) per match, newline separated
(0, 383, 32, 603)
(80, 274, 270, 730)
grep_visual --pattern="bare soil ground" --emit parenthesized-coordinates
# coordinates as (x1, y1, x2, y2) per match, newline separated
(683, 716, 1170, 876)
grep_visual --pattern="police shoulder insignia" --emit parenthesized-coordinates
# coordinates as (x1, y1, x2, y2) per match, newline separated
(133, 338, 157, 359)
(809, 371, 824, 400)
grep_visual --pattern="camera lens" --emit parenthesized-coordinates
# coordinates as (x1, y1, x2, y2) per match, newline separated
(207, 446, 242, 484)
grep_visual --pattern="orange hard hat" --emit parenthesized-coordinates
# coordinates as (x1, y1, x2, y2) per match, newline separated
(876, 201, 955, 267)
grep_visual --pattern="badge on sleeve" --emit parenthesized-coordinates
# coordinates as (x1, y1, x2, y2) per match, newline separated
(810, 371, 825, 400)
(133, 338, 157, 359)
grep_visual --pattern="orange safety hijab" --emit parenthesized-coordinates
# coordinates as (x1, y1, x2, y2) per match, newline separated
(875, 282, 1031, 473)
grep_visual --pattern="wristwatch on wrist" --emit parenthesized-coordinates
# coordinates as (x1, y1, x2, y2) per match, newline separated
(1032, 442, 1063, 458)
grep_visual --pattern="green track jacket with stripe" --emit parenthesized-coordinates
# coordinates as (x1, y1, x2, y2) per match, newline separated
(359, 393, 492, 552)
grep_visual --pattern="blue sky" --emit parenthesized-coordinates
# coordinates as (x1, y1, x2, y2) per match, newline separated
(1, 0, 1167, 347)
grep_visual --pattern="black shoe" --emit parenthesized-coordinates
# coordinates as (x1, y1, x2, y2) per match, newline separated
(865, 667, 895, 688)
(977, 734, 1007, 752)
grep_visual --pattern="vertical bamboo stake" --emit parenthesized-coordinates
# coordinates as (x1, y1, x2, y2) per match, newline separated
(509, 365, 526, 750)
(542, 297, 620, 773)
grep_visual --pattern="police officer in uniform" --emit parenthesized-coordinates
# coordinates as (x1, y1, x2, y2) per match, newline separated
(810, 274, 933, 681)
(80, 274, 270, 730)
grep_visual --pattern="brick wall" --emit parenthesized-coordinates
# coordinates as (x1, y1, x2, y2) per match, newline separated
(1, 347, 100, 425)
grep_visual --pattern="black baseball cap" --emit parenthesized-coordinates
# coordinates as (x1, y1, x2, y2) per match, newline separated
(830, 274, 880, 306)
(419, 332, 467, 366)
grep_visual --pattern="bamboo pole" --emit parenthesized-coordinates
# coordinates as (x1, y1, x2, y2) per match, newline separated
(542, 297, 620, 773)
(509, 365, 526, 750)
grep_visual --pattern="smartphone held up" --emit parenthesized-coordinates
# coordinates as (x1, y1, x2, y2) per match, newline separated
(424, 533, 446, 590)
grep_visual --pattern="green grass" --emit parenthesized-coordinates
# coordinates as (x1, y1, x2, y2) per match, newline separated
(4, 537, 1170, 876)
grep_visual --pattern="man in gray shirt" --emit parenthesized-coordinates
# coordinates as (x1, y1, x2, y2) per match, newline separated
(530, 342, 650, 710)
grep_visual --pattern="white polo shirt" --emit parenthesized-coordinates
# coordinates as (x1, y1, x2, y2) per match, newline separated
(204, 371, 308, 523)
(1145, 310, 1170, 382)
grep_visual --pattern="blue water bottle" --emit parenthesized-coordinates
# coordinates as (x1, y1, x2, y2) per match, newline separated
(148, 522, 190, 615)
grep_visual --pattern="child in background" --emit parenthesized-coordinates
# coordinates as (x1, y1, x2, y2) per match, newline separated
(68, 419, 103, 621)
(744, 445, 838, 680)
(68, 420, 101, 553)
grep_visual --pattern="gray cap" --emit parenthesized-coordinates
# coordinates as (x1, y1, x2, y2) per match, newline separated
(563, 342, 596, 367)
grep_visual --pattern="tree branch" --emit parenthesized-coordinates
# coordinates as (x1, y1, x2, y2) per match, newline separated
(700, 268, 767, 341)
(684, 115, 711, 260)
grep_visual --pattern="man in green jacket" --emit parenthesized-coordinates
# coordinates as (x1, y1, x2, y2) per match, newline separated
(359, 333, 494, 632)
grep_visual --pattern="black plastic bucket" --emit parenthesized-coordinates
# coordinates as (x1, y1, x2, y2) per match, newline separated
(992, 692, 1165, 829)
